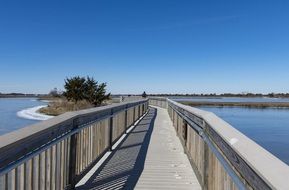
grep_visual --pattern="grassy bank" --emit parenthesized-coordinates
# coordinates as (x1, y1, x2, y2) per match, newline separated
(38, 96, 121, 116)
(38, 98, 94, 116)
(179, 101, 289, 108)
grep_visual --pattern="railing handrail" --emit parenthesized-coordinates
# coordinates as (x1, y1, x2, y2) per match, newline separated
(0, 99, 148, 173)
(149, 97, 289, 190)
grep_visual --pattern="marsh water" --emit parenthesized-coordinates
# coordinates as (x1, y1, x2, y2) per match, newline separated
(197, 106, 289, 165)
(0, 98, 48, 135)
(172, 96, 289, 103)
(1, 97, 289, 165)
(171, 97, 289, 165)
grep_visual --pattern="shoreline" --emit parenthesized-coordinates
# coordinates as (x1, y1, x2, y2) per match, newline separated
(17, 105, 54, 121)
(179, 101, 289, 108)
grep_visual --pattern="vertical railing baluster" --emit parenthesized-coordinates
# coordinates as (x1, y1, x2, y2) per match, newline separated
(0, 100, 150, 190)
(45, 149, 51, 190)
(68, 118, 78, 190)
(109, 109, 113, 151)
(124, 105, 128, 133)
(138, 105, 140, 118)
(133, 106, 136, 122)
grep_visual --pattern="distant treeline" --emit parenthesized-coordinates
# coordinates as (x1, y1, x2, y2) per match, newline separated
(148, 93, 289, 98)
(3, 92, 289, 98)
(0, 93, 41, 98)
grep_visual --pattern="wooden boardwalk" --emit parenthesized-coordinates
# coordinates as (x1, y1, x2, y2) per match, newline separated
(76, 107, 201, 190)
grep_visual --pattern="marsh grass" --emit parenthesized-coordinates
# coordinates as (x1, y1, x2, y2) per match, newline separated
(39, 98, 94, 116)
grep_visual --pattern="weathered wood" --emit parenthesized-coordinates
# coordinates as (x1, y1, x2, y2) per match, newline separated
(0, 99, 147, 170)
(203, 138, 209, 190)
(0, 118, 74, 170)
(73, 119, 111, 183)
(150, 98, 289, 190)
(60, 140, 65, 189)
(168, 101, 246, 190)
(127, 107, 134, 127)
(79, 130, 83, 173)
(16, 165, 24, 190)
(82, 128, 86, 171)
(77, 107, 201, 190)
(45, 149, 51, 190)
(138, 105, 140, 117)
(205, 124, 270, 190)
(0, 99, 148, 190)
(7, 169, 15, 190)
(55, 143, 61, 189)
(65, 139, 69, 187)
(112, 112, 126, 142)
(39, 152, 45, 190)
(24, 160, 32, 190)
(109, 109, 113, 151)
(65, 138, 70, 187)
(0, 174, 5, 190)
(124, 106, 128, 131)
(32, 156, 39, 190)
(51, 146, 56, 190)
(68, 121, 78, 189)
(133, 107, 136, 122)
(206, 143, 239, 190)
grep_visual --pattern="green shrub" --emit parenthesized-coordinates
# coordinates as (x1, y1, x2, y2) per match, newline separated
(63, 76, 110, 106)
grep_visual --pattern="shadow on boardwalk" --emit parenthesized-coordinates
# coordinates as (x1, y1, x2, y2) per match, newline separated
(77, 108, 157, 190)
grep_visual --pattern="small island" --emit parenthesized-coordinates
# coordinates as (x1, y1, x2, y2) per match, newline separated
(39, 76, 111, 116)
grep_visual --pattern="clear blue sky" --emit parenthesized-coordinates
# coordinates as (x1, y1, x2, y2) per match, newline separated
(0, 0, 289, 94)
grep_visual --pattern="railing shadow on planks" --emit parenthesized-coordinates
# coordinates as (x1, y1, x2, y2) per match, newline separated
(149, 97, 289, 190)
(0, 99, 149, 190)
(1, 96, 289, 190)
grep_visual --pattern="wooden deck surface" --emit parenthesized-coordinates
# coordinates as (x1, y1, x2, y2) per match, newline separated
(76, 107, 201, 190)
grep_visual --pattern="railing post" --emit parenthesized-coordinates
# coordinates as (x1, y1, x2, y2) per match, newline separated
(148, 101, 149, 111)
(138, 105, 140, 118)
(133, 106, 136, 122)
(109, 109, 113, 151)
(183, 119, 188, 143)
(203, 143, 209, 190)
(142, 104, 145, 114)
(203, 120, 209, 190)
(68, 118, 78, 190)
(124, 105, 128, 133)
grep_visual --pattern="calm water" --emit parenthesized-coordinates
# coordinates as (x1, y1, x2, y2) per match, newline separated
(171, 97, 289, 164)
(172, 96, 289, 103)
(197, 106, 289, 165)
(0, 98, 47, 135)
(1, 97, 289, 165)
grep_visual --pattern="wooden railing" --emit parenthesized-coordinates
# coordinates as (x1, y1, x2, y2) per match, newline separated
(0, 99, 148, 190)
(149, 97, 289, 190)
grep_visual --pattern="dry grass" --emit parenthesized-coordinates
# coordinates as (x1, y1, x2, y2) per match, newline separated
(38, 97, 120, 116)
(39, 98, 94, 116)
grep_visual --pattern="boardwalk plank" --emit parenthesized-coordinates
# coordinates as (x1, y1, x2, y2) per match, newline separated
(76, 107, 201, 190)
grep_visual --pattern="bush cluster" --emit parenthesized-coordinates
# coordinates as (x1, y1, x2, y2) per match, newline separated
(63, 76, 110, 106)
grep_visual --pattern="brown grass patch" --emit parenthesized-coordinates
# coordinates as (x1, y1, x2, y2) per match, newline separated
(39, 98, 94, 116)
